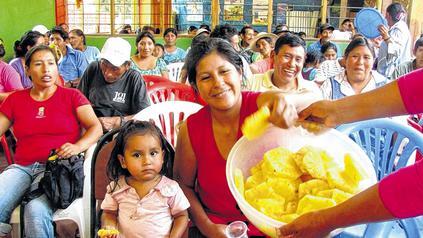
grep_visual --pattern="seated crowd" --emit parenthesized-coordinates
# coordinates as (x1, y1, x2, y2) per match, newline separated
(0, 2, 423, 238)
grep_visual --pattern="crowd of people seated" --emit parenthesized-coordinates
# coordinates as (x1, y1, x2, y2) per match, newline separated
(0, 2, 422, 237)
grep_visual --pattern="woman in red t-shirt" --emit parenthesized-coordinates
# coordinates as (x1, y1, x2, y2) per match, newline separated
(0, 45, 102, 237)
(173, 38, 314, 238)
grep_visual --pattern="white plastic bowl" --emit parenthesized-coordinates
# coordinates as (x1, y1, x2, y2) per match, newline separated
(226, 126, 377, 237)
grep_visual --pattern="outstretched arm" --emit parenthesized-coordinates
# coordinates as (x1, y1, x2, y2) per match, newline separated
(298, 80, 406, 128)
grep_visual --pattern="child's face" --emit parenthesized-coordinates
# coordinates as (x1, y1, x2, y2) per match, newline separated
(118, 133, 164, 182)
(153, 45, 164, 58)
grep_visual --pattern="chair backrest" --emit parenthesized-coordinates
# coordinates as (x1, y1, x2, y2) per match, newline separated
(0, 134, 13, 165)
(147, 81, 204, 105)
(166, 62, 184, 82)
(143, 75, 170, 88)
(90, 129, 120, 238)
(338, 118, 423, 181)
(133, 101, 203, 147)
(338, 118, 423, 238)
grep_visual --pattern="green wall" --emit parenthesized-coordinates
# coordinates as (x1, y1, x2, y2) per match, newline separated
(86, 35, 193, 54)
(0, 0, 56, 61)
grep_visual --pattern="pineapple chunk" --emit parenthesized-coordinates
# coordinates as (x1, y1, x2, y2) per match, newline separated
(234, 168, 245, 198)
(296, 195, 336, 215)
(298, 179, 329, 198)
(268, 178, 299, 201)
(296, 146, 327, 180)
(327, 167, 358, 194)
(262, 147, 302, 179)
(256, 198, 286, 220)
(279, 213, 300, 223)
(242, 107, 270, 140)
(344, 154, 366, 184)
(245, 172, 264, 190)
(316, 189, 353, 204)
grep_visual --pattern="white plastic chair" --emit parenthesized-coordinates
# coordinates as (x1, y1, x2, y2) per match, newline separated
(9, 144, 96, 238)
(166, 62, 185, 82)
(133, 101, 203, 147)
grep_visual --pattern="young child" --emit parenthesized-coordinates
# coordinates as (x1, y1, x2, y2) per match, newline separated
(302, 51, 324, 81)
(99, 121, 190, 238)
(153, 43, 165, 58)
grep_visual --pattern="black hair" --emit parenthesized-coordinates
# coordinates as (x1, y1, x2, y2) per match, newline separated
(199, 24, 211, 32)
(352, 33, 364, 40)
(256, 37, 274, 48)
(320, 42, 338, 55)
(414, 37, 423, 52)
(341, 19, 352, 25)
(14, 31, 44, 58)
(163, 28, 178, 37)
(107, 120, 175, 192)
(387, 3, 406, 23)
(188, 25, 198, 33)
(344, 37, 374, 58)
(240, 25, 254, 35)
(142, 25, 156, 34)
(305, 50, 324, 66)
(0, 38, 5, 58)
(50, 26, 69, 40)
(135, 31, 156, 54)
(25, 45, 58, 68)
(69, 29, 86, 45)
(155, 43, 165, 51)
(191, 34, 209, 47)
(274, 33, 306, 55)
(185, 37, 243, 91)
(209, 24, 238, 43)
(297, 32, 306, 38)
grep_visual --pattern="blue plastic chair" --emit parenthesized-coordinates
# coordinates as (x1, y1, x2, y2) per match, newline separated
(336, 118, 423, 238)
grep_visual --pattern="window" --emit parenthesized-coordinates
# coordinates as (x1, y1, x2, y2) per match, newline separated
(64, 0, 365, 35)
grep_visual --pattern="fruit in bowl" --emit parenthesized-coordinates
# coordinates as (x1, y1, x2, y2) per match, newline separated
(226, 126, 377, 237)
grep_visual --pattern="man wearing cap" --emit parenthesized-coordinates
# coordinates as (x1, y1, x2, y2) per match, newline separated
(249, 32, 278, 74)
(78, 37, 150, 131)
(307, 23, 341, 58)
(246, 33, 321, 103)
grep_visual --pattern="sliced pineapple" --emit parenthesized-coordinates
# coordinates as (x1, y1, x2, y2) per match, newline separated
(241, 107, 270, 140)
(234, 168, 245, 198)
(296, 195, 336, 215)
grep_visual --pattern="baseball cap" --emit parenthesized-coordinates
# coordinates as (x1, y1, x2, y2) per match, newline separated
(319, 23, 335, 33)
(249, 32, 278, 52)
(100, 37, 131, 67)
(32, 25, 49, 35)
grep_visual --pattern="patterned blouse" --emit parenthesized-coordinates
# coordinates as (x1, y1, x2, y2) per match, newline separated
(131, 57, 168, 76)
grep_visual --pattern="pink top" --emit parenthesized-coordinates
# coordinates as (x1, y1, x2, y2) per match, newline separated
(187, 91, 264, 236)
(0, 61, 23, 94)
(101, 176, 190, 238)
(379, 68, 423, 218)
(0, 87, 89, 165)
(250, 57, 273, 74)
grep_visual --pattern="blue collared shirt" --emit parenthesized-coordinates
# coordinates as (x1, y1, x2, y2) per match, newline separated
(58, 46, 89, 82)
(307, 40, 342, 58)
